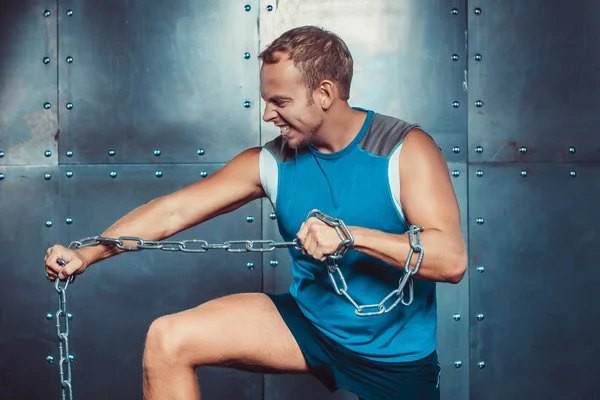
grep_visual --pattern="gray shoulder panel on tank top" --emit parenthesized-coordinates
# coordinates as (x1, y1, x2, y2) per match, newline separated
(263, 135, 309, 163)
(359, 112, 422, 157)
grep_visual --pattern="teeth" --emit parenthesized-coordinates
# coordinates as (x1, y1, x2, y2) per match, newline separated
(279, 126, 290, 133)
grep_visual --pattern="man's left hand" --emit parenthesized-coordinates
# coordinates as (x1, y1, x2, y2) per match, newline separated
(296, 217, 342, 262)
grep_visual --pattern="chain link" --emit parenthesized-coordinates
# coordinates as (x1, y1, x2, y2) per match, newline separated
(50, 209, 423, 398)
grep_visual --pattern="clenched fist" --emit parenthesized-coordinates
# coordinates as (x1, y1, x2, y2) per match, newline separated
(296, 217, 345, 262)
(44, 245, 90, 282)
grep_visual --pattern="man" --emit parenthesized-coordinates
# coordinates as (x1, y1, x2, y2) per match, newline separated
(44, 25, 467, 400)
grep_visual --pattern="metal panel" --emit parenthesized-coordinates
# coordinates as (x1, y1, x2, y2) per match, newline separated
(0, 166, 65, 400)
(468, 0, 600, 163)
(436, 162, 470, 400)
(59, 164, 263, 399)
(259, 0, 468, 163)
(0, 0, 58, 166)
(468, 163, 600, 400)
(57, 0, 260, 165)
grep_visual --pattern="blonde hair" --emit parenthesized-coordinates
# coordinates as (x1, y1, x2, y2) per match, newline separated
(259, 26, 354, 102)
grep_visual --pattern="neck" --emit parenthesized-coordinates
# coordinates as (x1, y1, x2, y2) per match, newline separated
(310, 102, 367, 154)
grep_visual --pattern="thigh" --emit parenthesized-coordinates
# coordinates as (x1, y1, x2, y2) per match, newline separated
(150, 292, 311, 374)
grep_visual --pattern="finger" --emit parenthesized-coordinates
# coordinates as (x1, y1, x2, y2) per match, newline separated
(58, 257, 83, 280)
(296, 223, 307, 241)
(303, 233, 314, 255)
(45, 268, 57, 282)
(45, 249, 65, 275)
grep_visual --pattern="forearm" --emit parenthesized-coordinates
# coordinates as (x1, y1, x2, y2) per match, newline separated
(349, 226, 467, 284)
(77, 197, 176, 265)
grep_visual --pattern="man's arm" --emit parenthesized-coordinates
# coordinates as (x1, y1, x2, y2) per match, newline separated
(349, 129, 467, 284)
(77, 147, 265, 265)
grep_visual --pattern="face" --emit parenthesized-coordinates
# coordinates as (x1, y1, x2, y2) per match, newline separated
(260, 54, 324, 149)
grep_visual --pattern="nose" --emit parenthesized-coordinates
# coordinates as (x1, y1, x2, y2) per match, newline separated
(262, 103, 277, 123)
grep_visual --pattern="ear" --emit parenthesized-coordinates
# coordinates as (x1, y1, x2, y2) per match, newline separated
(317, 80, 335, 110)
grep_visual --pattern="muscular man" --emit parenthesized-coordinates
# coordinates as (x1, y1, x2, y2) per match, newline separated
(44, 26, 467, 400)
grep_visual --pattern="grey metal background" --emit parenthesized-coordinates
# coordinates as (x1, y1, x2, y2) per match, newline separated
(0, 1, 598, 400)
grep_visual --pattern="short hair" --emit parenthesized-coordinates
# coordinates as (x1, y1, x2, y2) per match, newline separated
(259, 25, 354, 102)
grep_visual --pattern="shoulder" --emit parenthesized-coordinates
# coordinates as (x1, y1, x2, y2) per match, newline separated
(359, 111, 430, 157)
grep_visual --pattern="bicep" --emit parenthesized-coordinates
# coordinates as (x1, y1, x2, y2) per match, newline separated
(164, 147, 266, 232)
(399, 129, 462, 235)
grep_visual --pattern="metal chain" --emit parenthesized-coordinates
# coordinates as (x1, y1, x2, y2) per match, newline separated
(50, 209, 422, 398)
(307, 209, 424, 317)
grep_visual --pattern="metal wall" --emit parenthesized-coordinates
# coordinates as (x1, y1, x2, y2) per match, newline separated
(0, 1, 598, 399)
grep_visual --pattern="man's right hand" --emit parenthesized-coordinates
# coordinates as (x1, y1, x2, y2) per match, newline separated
(44, 245, 90, 282)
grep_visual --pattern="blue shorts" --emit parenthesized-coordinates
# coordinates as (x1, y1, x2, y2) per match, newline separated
(266, 293, 441, 400)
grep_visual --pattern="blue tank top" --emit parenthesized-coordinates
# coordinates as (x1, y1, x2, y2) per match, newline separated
(259, 107, 437, 362)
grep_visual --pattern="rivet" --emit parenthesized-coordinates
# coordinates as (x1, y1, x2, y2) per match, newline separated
(66, 171, 73, 178)
(477, 266, 485, 273)
(453, 314, 461, 321)
(452, 101, 460, 108)
(65, 217, 73, 225)
(452, 146, 461, 153)
(200, 171, 208, 178)
(270, 260, 278, 267)
(570, 171, 577, 177)
(476, 218, 484, 225)
(474, 7, 482, 15)
(477, 313, 484, 321)
(66, 103, 73, 110)
(66, 9, 73, 16)
(46, 313, 53, 320)
(519, 146, 527, 154)
(69, 354, 74, 362)
(452, 170, 460, 177)
(0, 151, 4, 157)
(476, 170, 484, 177)
(475, 100, 483, 108)
(44, 102, 51, 109)
(0, 173, 5, 180)
(66, 56, 73, 63)
(451, 54, 459, 61)
(154, 149, 161, 156)
(245, 4, 251, 11)
(45, 220, 53, 227)
(454, 361, 462, 368)
(246, 216, 255, 223)
(475, 146, 483, 153)
(197, 149, 205, 156)
(45, 150, 52, 157)
(451, 8, 459, 15)
(110, 171, 117, 178)
(244, 101, 251, 108)
(475, 54, 482, 61)
(43, 57, 51, 64)
(66, 150, 73, 157)
(67, 313, 73, 320)
(478, 361, 485, 369)
(46, 356, 54, 364)
(155, 171, 163, 178)
(246, 262, 255, 270)
(44, 173, 51, 180)
(108, 149, 115, 156)
(569, 147, 576, 154)
(521, 170, 527, 177)
(269, 212, 276, 220)
(44, 10, 51, 17)
(266, 5, 273, 11)
(244, 52, 251, 60)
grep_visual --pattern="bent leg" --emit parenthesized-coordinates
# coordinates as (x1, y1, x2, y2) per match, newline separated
(142, 292, 310, 400)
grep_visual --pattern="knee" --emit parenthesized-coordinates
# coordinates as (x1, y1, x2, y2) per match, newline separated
(143, 315, 184, 368)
